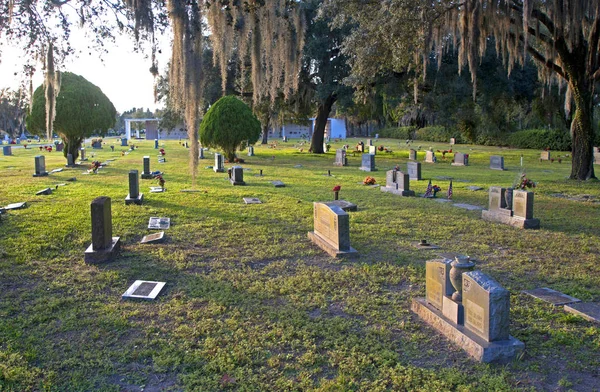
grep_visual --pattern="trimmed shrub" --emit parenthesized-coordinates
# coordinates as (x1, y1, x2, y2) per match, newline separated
(377, 126, 415, 140)
(507, 129, 572, 151)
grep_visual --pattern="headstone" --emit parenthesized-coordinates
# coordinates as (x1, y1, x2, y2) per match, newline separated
(381, 170, 415, 196)
(462, 271, 509, 342)
(522, 287, 581, 306)
(482, 188, 539, 229)
(407, 161, 421, 180)
(33, 155, 48, 177)
(214, 153, 225, 173)
(140, 232, 165, 244)
(3, 202, 27, 210)
(408, 149, 416, 160)
(66, 153, 75, 167)
(540, 150, 550, 161)
(55, 143, 64, 152)
(141, 156, 153, 179)
(122, 280, 166, 300)
(367, 139, 373, 146)
(359, 153, 376, 171)
(490, 156, 504, 170)
(2, 146, 12, 156)
(92, 140, 102, 149)
(84, 196, 120, 264)
(243, 197, 262, 204)
(323, 142, 328, 152)
(450, 138, 456, 145)
(121, 138, 128, 147)
(148, 217, 170, 229)
(80, 148, 87, 161)
(271, 180, 285, 187)
(369, 145, 376, 155)
(36, 188, 53, 195)
(425, 259, 454, 311)
(230, 166, 245, 185)
(452, 152, 469, 166)
(199, 148, 205, 159)
(512, 190, 534, 219)
(154, 139, 159, 149)
(307, 202, 357, 258)
(125, 170, 144, 205)
(487, 187, 507, 211)
(334, 149, 347, 166)
(248, 146, 255, 156)
(425, 150, 436, 163)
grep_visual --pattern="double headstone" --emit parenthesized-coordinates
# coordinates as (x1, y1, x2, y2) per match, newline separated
(540, 150, 550, 161)
(307, 202, 357, 258)
(334, 149, 347, 166)
(381, 170, 415, 196)
(125, 170, 144, 205)
(359, 153, 376, 171)
(84, 196, 121, 264)
(214, 153, 225, 172)
(452, 152, 468, 166)
(490, 155, 504, 170)
(248, 146, 255, 156)
(229, 166, 245, 185)
(80, 148, 87, 161)
(407, 161, 422, 180)
(408, 149, 416, 160)
(425, 150, 436, 163)
(3, 146, 12, 156)
(33, 155, 48, 177)
(121, 138, 128, 147)
(482, 187, 540, 229)
(141, 156, 154, 179)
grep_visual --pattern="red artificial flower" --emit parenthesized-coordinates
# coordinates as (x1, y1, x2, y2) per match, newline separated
(332, 185, 341, 192)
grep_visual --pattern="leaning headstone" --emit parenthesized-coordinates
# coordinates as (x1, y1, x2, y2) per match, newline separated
(359, 153, 376, 171)
(2, 146, 12, 156)
(307, 202, 357, 258)
(540, 150, 550, 161)
(80, 148, 87, 161)
(452, 152, 469, 166)
(490, 156, 504, 170)
(230, 166, 245, 185)
(36, 188, 53, 195)
(214, 153, 225, 173)
(407, 161, 421, 180)
(66, 153, 75, 167)
(125, 170, 144, 205)
(334, 149, 347, 166)
(408, 149, 417, 160)
(381, 170, 415, 196)
(141, 156, 154, 179)
(122, 280, 166, 300)
(84, 196, 120, 264)
(248, 146, 255, 156)
(369, 145, 376, 155)
(33, 155, 48, 177)
(425, 150, 436, 163)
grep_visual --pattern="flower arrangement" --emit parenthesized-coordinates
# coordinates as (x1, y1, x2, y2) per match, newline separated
(332, 185, 341, 192)
(378, 145, 385, 151)
(363, 176, 376, 185)
(159, 148, 165, 156)
(432, 184, 442, 194)
(514, 173, 536, 190)
(155, 174, 165, 188)
(89, 160, 101, 174)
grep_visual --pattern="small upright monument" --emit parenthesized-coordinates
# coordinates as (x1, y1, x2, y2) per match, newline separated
(308, 202, 357, 258)
(334, 149, 348, 166)
(3, 146, 12, 156)
(452, 153, 469, 166)
(33, 155, 48, 177)
(84, 196, 121, 264)
(141, 156, 154, 179)
(80, 148, 87, 161)
(248, 146, 255, 156)
(380, 170, 415, 196)
(490, 156, 505, 170)
(425, 150, 436, 163)
(229, 166, 245, 185)
(407, 161, 422, 180)
(214, 153, 225, 173)
(125, 170, 144, 205)
(359, 153, 376, 171)
(66, 153, 75, 167)
(408, 149, 417, 160)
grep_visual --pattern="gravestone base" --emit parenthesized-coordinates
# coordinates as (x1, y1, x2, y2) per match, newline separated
(125, 193, 144, 205)
(307, 231, 358, 259)
(141, 173, 154, 179)
(481, 210, 540, 229)
(230, 178, 246, 186)
(84, 237, 121, 264)
(33, 172, 49, 177)
(359, 166, 376, 172)
(380, 186, 415, 197)
(411, 298, 524, 363)
(324, 200, 357, 212)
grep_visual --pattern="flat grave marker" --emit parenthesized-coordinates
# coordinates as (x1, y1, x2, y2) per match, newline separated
(564, 302, 600, 323)
(148, 217, 170, 230)
(3, 202, 27, 210)
(271, 180, 285, 187)
(243, 197, 262, 204)
(522, 287, 581, 306)
(140, 232, 165, 244)
(122, 280, 166, 300)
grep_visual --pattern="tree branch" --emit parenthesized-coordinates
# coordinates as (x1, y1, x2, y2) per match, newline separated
(587, 6, 600, 77)
(512, 32, 567, 80)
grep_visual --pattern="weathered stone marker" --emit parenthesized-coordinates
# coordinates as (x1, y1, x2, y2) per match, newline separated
(540, 150, 550, 161)
(214, 153, 225, 173)
(412, 257, 524, 363)
(408, 149, 416, 160)
(452, 152, 469, 166)
(334, 149, 347, 166)
(66, 153, 75, 167)
(33, 155, 48, 177)
(450, 137, 456, 145)
(80, 148, 87, 161)
(125, 170, 144, 205)
(248, 146, 255, 156)
(482, 187, 539, 229)
(229, 166, 245, 185)
(141, 156, 154, 179)
(490, 155, 504, 170)
(121, 138, 128, 146)
(381, 170, 415, 196)
(56, 143, 64, 152)
(425, 150, 436, 163)
(2, 146, 12, 156)
(359, 153, 376, 171)
(407, 161, 421, 180)
(307, 202, 357, 258)
(84, 196, 121, 264)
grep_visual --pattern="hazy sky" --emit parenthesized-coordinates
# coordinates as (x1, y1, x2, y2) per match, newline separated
(0, 30, 171, 114)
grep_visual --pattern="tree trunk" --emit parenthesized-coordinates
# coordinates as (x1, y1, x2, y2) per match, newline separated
(261, 112, 270, 145)
(310, 93, 337, 153)
(569, 81, 596, 180)
(63, 136, 82, 161)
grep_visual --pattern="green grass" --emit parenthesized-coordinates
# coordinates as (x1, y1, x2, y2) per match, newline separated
(0, 138, 599, 391)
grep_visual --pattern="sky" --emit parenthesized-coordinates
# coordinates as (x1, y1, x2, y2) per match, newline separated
(0, 29, 171, 114)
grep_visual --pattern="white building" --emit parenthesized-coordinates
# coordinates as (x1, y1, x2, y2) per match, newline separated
(269, 118, 347, 139)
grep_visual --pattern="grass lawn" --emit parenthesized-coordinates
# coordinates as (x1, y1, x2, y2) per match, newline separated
(0, 137, 599, 391)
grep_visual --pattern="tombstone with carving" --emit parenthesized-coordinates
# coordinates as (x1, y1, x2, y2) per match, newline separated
(307, 202, 357, 258)
(380, 170, 415, 196)
(482, 187, 540, 229)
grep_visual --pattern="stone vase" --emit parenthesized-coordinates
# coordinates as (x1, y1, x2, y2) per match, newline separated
(505, 188, 514, 210)
(449, 255, 475, 302)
